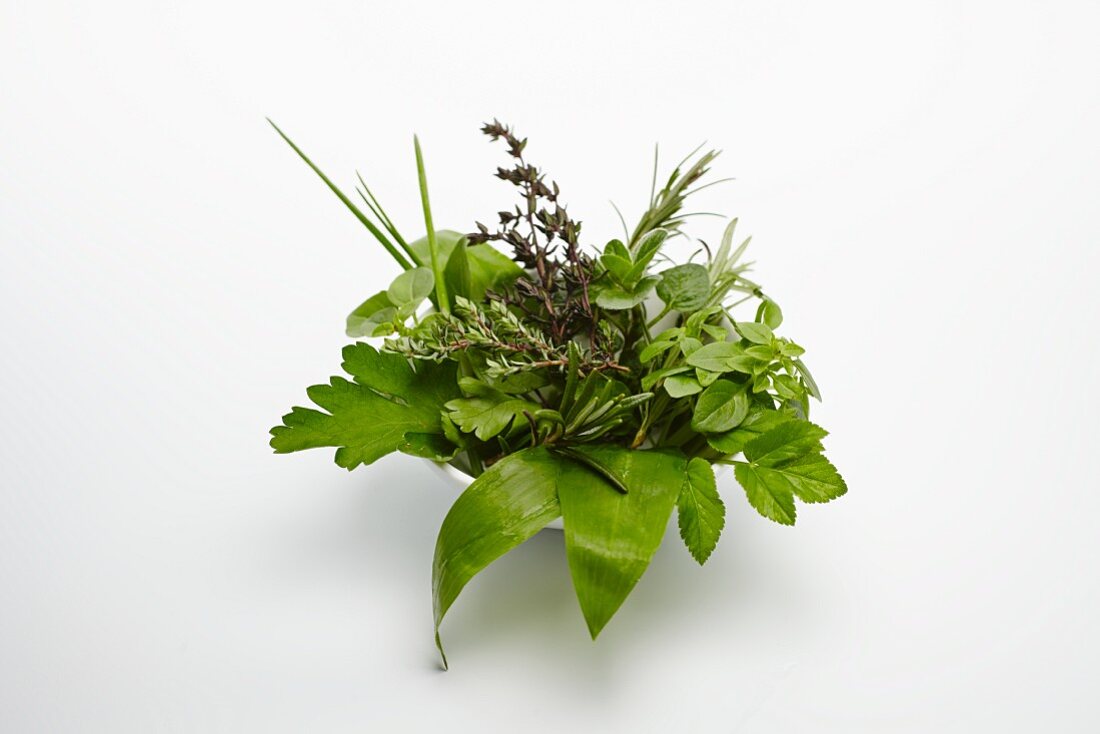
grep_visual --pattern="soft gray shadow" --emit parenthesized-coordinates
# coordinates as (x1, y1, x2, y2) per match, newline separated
(260, 457, 818, 684)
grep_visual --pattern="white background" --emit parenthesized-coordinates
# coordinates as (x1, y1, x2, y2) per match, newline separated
(2, 1, 1098, 731)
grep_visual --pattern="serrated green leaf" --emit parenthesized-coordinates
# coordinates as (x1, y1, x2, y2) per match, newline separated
(732, 420, 846, 525)
(270, 344, 459, 469)
(677, 457, 725, 564)
(706, 409, 794, 455)
(557, 446, 685, 638)
(433, 447, 562, 668)
(445, 395, 537, 440)
(743, 420, 828, 466)
(733, 461, 797, 525)
(691, 379, 750, 433)
(656, 263, 710, 313)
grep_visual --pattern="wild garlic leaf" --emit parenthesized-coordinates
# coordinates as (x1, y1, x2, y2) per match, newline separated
(409, 229, 464, 264)
(691, 379, 750, 433)
(656, 263, 710, 313)
(467, 244, 523, 298)
(557, 446, 685, 638)
(409, 231, 522, 302)
(387, 267, 435, 308)
(443, 240, 472, 303)
(433, 447, 562, 669)
(677, 457, 725, 564)
(270, 344, 459, 469)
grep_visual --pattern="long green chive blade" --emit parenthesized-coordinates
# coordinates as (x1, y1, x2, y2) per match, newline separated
(267, 118, 412, 270)
(413, 135, 450, 314)
(356, 171, 418, 263)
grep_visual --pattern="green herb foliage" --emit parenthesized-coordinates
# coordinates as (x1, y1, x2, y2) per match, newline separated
(269, 121, 847, 666)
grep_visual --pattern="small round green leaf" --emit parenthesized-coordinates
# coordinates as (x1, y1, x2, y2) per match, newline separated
(387, 266, 436, 307)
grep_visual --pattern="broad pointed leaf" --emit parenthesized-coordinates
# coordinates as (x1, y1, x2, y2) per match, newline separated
(557, 446, 686, 639)
(433, 448, 562, 668)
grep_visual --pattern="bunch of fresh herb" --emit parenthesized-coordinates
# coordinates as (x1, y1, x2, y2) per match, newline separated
(269, 120, 847, 667)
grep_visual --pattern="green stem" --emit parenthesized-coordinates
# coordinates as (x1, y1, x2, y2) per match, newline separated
(646, 304, 671, 329)
(267, 119, 412, 270)
(413, 135, 450, 314)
